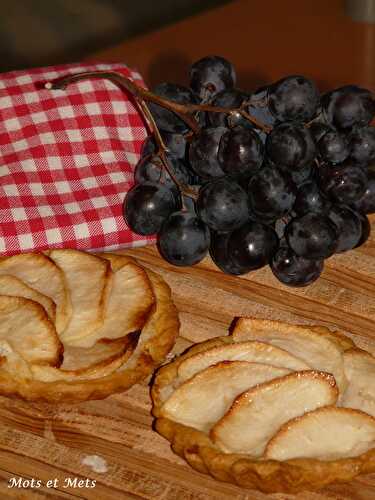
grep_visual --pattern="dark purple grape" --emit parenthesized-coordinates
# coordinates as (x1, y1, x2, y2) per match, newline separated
(227, 221, 279, 272)
(171, 158, 195, 184)
(149, 83, 199, 133)
(293, 180, 331, 215)
(271, 246, 324, 287)
(190, 56, 236, 101)
(134, 155, 192, 191)
(289, 162, 314, 186)
(355, 213, 371, 248)
(349, 126, 375, 164)
(218, 126, 264, 175)
(142, 132, 187, 160)
(229, 172, 254, 191)
(207, 88, 250, 128)
(248, 166, 297, 221)
(285, 213, 338, 259)
(189, 127, 227, 179)
(321, 162, 368, 204)
(321, 86, 375, 130)
(140, 131, 202, 175)
(124, 182, 177, 235)
(309, 121, 332, 143)
(182, 194, 196, 213)
(248, 86, 276, 128)
(135, 156, 162, 184)
(158, 211, 210, 266)
(161, 131, 188, 159)
(267, 75, 319, 122)
(318, 130, 349, 164)
(141, 135, 156, 157)
(327, 205, 362, 252)
(197, 178, 249, 232)
(209, 231, 249, 275)
(352, 168, 375, 214)
(266, 123, 316, 171)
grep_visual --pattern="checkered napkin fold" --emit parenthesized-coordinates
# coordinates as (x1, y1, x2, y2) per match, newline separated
(0, 62, 155, 256)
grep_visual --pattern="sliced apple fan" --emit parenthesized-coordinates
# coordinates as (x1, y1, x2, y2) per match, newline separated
(0, 250, 178, 401)
(153, 316, 375, 479)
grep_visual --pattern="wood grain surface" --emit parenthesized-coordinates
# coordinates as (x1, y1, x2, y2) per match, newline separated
(0, 215, 374, 499)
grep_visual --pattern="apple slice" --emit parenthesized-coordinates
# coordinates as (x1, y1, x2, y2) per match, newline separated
(0, 296, 62, 366)
(232, 318, 347, 393)
(177, 341, 310, 383)
(0, 340, 33, 379)
(72, 256, 155, 348)
(340, 348, 375, 417)
(265, 407, 375, 461)
(0, 253, 70, 333)
(308, 325, 355, 351)
(210, 371, 338, 456)
(0, 275, 56, 322)
(31, 333, 139, 382)
(48, 249, 109, 345)
(61, 332, 139, 370)
(161, 361, 291, 431)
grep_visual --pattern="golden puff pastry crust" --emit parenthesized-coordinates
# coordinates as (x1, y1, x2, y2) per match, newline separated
(151, 319, 375, 493)
(0, 252, 179, 403)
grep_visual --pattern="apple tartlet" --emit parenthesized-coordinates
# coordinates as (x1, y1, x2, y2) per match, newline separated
(152, 318, 375, 493)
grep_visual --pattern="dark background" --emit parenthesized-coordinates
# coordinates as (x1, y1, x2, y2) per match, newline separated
(0, 0, 230, 72)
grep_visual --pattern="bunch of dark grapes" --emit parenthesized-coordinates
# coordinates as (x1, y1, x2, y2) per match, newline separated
(124, 55, 375, 287)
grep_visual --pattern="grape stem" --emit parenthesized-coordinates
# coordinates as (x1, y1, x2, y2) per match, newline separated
(136, 98, 198, 203)
(45, 70, 270, 198)
(304, 112, 324, 129)
(46, 71, 200, 201)
(46, 70, 271, 132)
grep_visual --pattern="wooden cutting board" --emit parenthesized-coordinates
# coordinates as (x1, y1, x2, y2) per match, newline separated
(0, 219, 375, 500)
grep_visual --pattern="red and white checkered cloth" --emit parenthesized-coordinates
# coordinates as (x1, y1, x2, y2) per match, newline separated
(0, 62, 156, 256)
